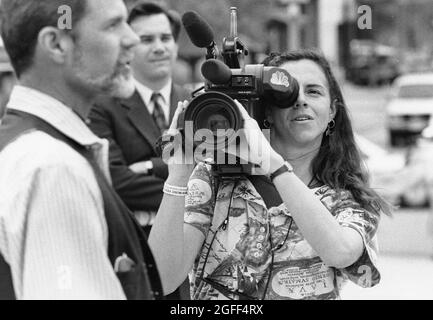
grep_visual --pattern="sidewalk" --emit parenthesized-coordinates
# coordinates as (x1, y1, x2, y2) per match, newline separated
(341, 254, 433, 300)
(341, 208, 433, 300)
(378, 209, 433, 256)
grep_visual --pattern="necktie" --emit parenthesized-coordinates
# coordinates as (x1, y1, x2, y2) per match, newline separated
(151, 92, 168, 135)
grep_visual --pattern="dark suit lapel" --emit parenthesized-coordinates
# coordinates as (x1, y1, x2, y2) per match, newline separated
(122, 90, 160, 152)
(169, 84, 179, 122)
(169, 84, 191, 122)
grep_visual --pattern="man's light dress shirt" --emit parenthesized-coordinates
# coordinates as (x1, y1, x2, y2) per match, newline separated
(134, 78, 171, 126)
(0, 85, 126, 299)
(133, 79, 172, 226)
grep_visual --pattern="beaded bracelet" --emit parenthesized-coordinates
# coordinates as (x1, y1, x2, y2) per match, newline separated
(163, 183, 188, 197)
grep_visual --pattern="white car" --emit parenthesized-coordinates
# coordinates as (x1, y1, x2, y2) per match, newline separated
(386, 73, 433, 147)
(399, 122, 433, 206)
(356, 134, 430, 207)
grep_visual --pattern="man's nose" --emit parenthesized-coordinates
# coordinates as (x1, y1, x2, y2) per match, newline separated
(122, 24, 140, 49)
(152, 38, 166, 53)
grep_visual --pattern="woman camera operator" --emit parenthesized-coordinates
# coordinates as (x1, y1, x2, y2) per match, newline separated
(149, 49, 391, 300)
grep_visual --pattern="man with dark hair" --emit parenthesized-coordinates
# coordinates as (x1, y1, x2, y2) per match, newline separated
(0, 0, 162, 299)
(0, 0, 87, 78)
(88, 1, 191, 300)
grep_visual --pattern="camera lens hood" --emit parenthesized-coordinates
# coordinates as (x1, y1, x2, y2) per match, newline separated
(183, 91, 243, 150)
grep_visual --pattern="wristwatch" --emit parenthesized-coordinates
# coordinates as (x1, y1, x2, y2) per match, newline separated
(270, 161, 293, 182)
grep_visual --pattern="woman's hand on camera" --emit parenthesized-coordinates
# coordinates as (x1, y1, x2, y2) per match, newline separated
(226, 100, 284, 175)
(162, 100, 195, 186)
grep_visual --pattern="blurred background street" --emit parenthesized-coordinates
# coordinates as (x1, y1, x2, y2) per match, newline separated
(343, 82, 433, 300)
(342, 83, 389, 147)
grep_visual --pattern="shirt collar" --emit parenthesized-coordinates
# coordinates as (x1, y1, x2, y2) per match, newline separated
(134, 78, 172, 106)
(159, 79, 172, 105)
(6, 85, 104, 147)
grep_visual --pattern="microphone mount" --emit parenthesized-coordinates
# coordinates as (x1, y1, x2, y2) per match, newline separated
(205, 41, 220, 60)
(222, 7, 248, 69)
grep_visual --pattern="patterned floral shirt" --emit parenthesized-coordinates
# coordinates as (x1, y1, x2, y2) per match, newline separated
(184, 162, 381, 300)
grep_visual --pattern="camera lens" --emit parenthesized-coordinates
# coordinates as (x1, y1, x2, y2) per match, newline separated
(183, 91, 242, 150)
(196, 107, 231, 132)
(208, 114, 231, 131)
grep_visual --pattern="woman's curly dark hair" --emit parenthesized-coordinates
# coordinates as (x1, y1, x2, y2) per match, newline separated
(262, 49, 391, 216)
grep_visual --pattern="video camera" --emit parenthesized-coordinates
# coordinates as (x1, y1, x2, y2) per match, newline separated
(178, 7, 300, 176)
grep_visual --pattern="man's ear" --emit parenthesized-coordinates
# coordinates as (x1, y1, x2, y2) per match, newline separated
(37, 26, 71, 65)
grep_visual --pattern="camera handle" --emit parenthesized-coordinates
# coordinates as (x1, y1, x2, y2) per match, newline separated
(222, 37, 248, 69)
(222, 7, 249, 69)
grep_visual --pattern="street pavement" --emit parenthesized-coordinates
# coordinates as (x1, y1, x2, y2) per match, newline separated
(341, 204, 433, 300)
(341, 254, 433, 300)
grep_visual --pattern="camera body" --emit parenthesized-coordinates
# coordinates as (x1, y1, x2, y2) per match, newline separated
(177, 7, 299, 177)
(178, 61, 299, 148)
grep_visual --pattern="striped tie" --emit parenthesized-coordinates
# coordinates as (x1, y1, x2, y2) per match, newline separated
(151, 92, 168, 135)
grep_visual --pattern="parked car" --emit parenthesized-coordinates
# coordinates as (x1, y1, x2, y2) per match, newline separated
(346, 40, 400, 86)
(399, 120, 433, 207)
(385, 72, 433, 147)
(356, 134, 429, 207)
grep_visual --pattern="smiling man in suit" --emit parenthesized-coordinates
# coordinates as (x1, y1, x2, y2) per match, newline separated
(89, 2, 190, 224)
(88, 1, 190, 299)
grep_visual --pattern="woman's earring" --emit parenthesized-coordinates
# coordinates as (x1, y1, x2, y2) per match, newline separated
(263, 119, 271, 129)
(326, 119, 336, 137)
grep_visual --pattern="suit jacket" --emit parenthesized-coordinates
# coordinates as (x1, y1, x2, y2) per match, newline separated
(88, 83, 191, 212)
